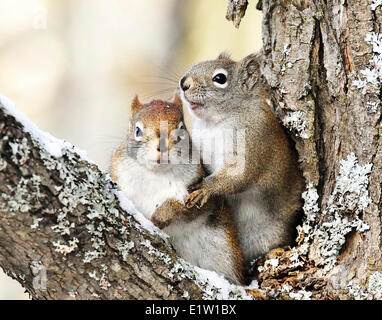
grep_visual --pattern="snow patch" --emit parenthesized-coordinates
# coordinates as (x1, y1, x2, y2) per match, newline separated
(114, 190, 168, 239)
(141, 239, 257, 300)
(0, 93, 90, 160)
(371, 0, 382, 11)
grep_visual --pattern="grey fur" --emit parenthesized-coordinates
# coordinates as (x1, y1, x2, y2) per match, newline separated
(180, 53, 304, 265)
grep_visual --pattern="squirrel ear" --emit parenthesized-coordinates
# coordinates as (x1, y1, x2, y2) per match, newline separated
(172, 93, 183, 110)
(131, 95, 142, 116)
(237, 53, 260, 91)
(217, 51, 232, 61)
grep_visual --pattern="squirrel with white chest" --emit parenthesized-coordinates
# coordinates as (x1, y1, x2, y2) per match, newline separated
(179, 52, 304, 266)
(111, 95, 244, 284)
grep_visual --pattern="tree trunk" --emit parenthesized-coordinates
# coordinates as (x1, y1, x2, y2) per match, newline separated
(250, 0, 382, 299)
(1, 0, 382, 300)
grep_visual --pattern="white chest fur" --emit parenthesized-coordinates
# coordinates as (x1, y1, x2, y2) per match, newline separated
(115, 153, 240, 283)
(115, 158, 192, 220)
(192, 118, 236, 174)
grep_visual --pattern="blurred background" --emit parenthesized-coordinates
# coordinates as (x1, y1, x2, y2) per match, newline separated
(0, 0, 262, 299)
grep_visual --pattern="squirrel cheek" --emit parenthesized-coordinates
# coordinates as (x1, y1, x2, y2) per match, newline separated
(146, 140, 159, 159)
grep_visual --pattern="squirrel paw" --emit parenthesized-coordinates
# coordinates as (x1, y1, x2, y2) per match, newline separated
(151, 208, 173, 229)
(187, 182, 201, 193)
(185, 188, 210, 209)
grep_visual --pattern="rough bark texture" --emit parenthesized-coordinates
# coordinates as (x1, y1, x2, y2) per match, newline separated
(226, 0, 249, 28)
(253, 0, 382, 299)
(1, 0, 382, 300)
(0, 106, 218, 300)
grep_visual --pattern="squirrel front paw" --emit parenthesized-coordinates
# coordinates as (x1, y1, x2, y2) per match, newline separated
(151, 206, 174, 229)
(185, 188, 210, 209)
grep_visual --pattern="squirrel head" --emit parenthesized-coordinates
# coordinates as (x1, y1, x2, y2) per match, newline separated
(179, 53, 261, 122)
(126, 95, 190, 170)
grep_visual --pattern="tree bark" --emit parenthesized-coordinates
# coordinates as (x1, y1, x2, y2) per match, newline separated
(0, 102, 253, 300)
(249, 0, 382, 299)
(1, 0, 382, 300)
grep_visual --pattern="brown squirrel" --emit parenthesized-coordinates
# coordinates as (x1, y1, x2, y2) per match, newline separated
(179, 52, 304, 266)
(111, 95, 244, 284)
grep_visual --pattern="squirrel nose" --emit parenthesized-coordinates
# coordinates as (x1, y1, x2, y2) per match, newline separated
(180, 76, 192, 92)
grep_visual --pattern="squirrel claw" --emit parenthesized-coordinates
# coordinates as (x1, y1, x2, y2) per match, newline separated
(186, 189, 209, 208)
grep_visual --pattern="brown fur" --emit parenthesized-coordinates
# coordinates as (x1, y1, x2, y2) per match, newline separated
(180, 53, 305, 263)
(111, 95, 245, 284)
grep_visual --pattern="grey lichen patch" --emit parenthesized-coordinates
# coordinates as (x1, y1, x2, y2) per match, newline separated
(140, 239, 252, 299)
(31, 217, 43, 230)
(51, 211, 74, 235)
(353, 32, 382, 94)
(53, 238, 79, 255)
(29, 141, 138, 265)
(327, 153, 372, 211)
(291, 156, 371, 278)
(282, 110, 310, 139)
(88, 269, 99, 281)
(1, 174, 45, 214)
(315, 213, 369, 273)
(83, 222, 106, 263)
(99, 273, 111, 290)
(88, 268, 111, 291)
(346, 280, 369, 300)
(343, 272, 382, 300)
(8, 271, 27, 285)
(314, 153, 371, 273)
(116, 240, 134, 261)
(141, 239, 172, 265)
(0, 103, 257, 299)
(367, 271, 382, 299)
(0, 158, 7, 171)
(296, 182, 320, 244)
(280, 44, 293, 76)
(9, 137, 30, 165)
(268, 283, 312, 300)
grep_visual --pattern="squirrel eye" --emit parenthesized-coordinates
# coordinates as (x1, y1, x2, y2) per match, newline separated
(135, 126, 143, 140)
(212, 73, 227, 84)
(212, 68, 228, 88)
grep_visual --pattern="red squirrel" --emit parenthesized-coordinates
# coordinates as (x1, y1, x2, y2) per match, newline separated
(111, 95, 244, 284)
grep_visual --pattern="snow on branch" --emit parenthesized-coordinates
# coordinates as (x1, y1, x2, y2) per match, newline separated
(0, 94, 255, 300)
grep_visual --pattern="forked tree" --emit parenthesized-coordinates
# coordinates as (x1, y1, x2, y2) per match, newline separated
(0, 0, 381, 299)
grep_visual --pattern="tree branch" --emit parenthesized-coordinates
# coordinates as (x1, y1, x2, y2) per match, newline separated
(0, 97, 252, 300)
(226, 0, 249, 28)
